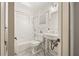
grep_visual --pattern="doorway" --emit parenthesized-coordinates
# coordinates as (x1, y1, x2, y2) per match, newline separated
(0, 2, 70, 56)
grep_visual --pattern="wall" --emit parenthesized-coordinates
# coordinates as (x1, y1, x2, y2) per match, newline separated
(33, 7, 58, 41)
(48, 11, 58, 34)
(73, 2, 79, 56)
(15, 13, 34, 44)
(15, 3, 34, 44)
(33, 13, 48, 41)
(68, 2, 79, 56)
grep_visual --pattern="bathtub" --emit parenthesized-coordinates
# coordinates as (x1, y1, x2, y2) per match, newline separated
(15, 33, 44, 56)
(15, 40, 43, 56)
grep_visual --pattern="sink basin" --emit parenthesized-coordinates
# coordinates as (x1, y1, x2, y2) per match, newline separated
(43, 33, 58, 40)
(43, 33, 58, 36)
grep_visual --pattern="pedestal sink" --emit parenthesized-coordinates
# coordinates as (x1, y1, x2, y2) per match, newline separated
(43, 33, 58, 56)
(43, 33, 58, 40)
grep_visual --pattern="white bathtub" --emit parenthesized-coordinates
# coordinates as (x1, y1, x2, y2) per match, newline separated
(15, 33, 44, 56)
(15, 40, 43, 56)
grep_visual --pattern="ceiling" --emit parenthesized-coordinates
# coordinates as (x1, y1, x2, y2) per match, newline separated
(15, 2, 58, 16)
(21, 2, 58, 11)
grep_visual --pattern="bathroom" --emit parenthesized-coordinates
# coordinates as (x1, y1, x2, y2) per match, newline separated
(14, 2, 59, 56)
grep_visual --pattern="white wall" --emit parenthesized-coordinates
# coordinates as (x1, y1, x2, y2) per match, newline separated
(33, 12, 48, 41)
(33, 8, 58, 38)
(15, 3, 34, 45)
(48, 11, 58, 34)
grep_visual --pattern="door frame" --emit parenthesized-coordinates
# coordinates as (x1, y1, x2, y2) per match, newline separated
(0, 2, 1, 56)
(0, 2, 9, 56)
(62, 2, 70, 56)
(0, 2, 5, 56)
(8, 2, 14, 56)
(69, 2, 74, 56)
(6, 2, 70, 56)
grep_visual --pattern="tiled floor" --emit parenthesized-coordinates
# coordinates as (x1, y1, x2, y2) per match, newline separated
(15, 41, 45, 56)
(16, 46, 44, 56)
